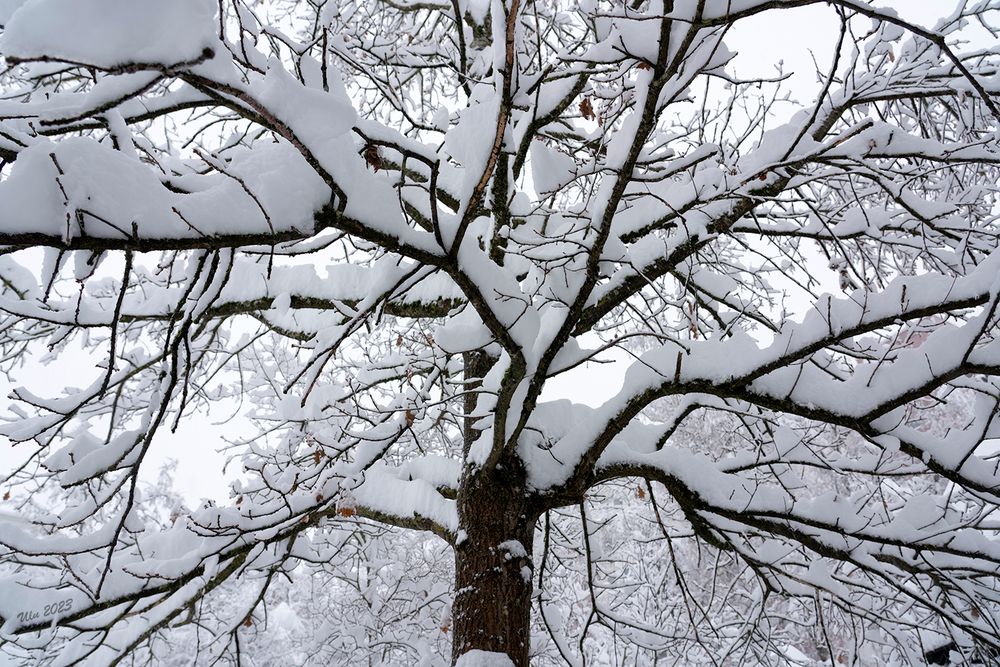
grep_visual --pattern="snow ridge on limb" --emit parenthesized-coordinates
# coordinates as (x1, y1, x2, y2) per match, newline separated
(0, 0, 219, 69)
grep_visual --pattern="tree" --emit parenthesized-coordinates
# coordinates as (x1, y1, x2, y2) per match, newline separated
(0, 0, 999, 664)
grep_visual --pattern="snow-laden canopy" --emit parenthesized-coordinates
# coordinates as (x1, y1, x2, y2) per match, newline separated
(0, 0, 999, 664)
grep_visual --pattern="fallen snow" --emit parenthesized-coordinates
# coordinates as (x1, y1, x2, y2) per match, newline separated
(455, 650, 516, 667)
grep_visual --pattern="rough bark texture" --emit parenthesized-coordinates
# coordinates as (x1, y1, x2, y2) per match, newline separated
(452, 460, 536, 666)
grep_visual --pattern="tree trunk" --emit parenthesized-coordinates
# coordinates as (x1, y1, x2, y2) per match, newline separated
(452, 464, 536, 666)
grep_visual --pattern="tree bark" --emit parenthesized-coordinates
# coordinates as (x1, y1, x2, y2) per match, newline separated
(452, 463, 536, 666)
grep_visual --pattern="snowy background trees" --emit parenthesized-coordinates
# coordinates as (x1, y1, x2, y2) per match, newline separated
(0, 0, 999, 664)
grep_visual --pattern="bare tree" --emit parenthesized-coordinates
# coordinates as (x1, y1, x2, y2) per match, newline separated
(0, 0, 999, 664)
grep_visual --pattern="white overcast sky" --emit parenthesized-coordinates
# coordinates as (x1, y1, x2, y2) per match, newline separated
(0, 1, 965, 504)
